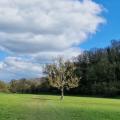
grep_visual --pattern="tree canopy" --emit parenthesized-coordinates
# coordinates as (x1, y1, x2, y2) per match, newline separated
(44, 57, 79, 100)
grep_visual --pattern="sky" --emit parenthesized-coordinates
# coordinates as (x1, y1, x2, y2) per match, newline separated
(0, 0, 119, 81)
(80, 0, 120, 49)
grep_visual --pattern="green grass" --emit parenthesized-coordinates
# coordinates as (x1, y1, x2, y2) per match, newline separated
(0, 93, 120, 120)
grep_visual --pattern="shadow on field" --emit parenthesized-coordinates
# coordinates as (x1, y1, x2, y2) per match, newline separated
(32, 97, 57, 101)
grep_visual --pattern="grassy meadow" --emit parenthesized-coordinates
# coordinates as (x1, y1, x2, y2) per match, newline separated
(0, 93, 120, 120)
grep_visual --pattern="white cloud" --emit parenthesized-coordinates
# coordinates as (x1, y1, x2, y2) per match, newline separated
(0, 0, 104, 54)
(32, 47, 82, 64)
(0, 0, 105, 80)
(0, 62, 5, 70)
(0, 57, 43, 81)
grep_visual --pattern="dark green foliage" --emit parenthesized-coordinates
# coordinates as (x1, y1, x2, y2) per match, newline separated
(75, 40, 120, 97)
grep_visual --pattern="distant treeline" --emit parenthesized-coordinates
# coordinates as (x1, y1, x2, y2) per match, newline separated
(0, 40, 120, 97)
(74, 40, 120, 97)
(0, 78, 52, 94)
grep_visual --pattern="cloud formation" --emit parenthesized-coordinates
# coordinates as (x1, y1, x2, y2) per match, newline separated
(0, 0, 105, 80)
(0, 57, 42, 80)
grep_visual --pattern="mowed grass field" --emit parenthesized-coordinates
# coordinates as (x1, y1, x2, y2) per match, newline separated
(0, 93, 120, 120)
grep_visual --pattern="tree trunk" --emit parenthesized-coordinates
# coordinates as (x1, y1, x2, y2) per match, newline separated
(60, 87, 64, 100)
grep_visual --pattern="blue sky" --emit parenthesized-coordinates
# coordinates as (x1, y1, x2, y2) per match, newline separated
(80, 0, 120, 50)
(0, 0, 119, 80)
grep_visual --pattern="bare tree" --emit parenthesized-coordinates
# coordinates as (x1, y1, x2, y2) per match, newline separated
(44, 57, 80, 100)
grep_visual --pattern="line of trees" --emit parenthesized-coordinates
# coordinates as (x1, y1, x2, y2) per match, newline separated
(0, 40, 120, 97)
(9, 78, 50, 94)
(75, 40, 120, 97)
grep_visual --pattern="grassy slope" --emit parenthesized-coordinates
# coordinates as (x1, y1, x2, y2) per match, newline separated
(0, 93, 120, 120)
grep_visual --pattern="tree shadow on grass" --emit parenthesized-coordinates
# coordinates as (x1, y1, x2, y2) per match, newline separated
(32, 97, 58, 101)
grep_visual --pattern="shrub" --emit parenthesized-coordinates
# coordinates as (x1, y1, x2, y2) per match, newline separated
(0, 81, 9, 93)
